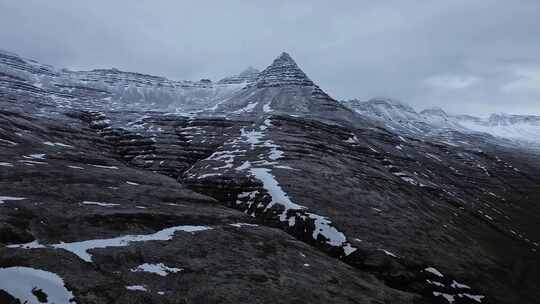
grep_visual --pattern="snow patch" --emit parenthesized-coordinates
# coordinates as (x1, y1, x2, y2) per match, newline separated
(451, 280, 471, 289)
(82, 201, 120, 207)
(43, 141, 73, 148)
(233, 101, 258, 113)
(90, 164, 119, 169)
(241, 128, 264, 146)
(198, 173, 222, 179)
(8, 225, 212, 262)
(345, 135, 359, 144)
(7, 240, 46, 249)
(229, 223, 259, 228)
(0, 266, 76, 304)
(249, 167, 305, 221)
(426, 280, 445, 287)
(131, 263, 182, 276)
(0, 196, 26, 205)
(378, 249, 398, 258)
(461, 294, 485, 303)
(248, 167, 356, 255)
(424, 267, 444, 277)
(236, 161, 251, 171)
(26, 154, 46, 160)
(309, 214, 348, 247)
(263, 100, 273, 112)
(0, 139, 18, 146)
(53, 225, 211, 262)
(126, 285, 147, 292)
(433, 292, 455, 303)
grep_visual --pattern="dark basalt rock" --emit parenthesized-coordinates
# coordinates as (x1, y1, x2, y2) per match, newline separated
(254, 52, 316, 88)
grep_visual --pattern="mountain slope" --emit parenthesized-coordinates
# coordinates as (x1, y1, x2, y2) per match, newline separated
(0, 101, 414, 303)
(0, 49, 539, 304)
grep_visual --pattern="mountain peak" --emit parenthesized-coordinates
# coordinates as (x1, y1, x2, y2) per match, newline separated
(255, 52, 315, 88)
(366, 97, 417, 113)
(218, 66, 260, 85)
(342, 97, 419, 122)
(238, 66, 260, 76)
(421, 107, 448, 118)
(276, 52, 295, 63)
(212, 52, 354, 123)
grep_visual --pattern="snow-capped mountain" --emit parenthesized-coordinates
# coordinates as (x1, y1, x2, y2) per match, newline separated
(343, 98, 420, 122)
(454, 113, 540, 143)
(0, 49, 252, 112)
(212, 52, 359, 125)
(217, 66, 260, 85)
(343, 98, 540, 146)
(1, 49, 539, 304)
(342, 98, 463, 135)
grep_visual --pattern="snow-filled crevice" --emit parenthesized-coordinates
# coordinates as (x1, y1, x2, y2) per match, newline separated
(234, 118, 357, 257)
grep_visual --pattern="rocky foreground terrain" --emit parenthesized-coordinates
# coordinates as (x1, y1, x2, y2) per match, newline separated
(0, 50, 539, 304)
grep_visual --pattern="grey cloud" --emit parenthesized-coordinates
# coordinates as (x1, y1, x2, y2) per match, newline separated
(0, 0, 539, 115)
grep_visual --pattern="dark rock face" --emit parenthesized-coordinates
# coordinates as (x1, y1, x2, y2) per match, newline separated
(254, 52, 315, 88)
(1, 50, 539, 304)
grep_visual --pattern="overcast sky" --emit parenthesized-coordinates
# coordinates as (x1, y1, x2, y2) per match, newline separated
(1, 0, 539, 115)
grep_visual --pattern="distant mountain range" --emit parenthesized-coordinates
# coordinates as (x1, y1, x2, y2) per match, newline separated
(3, 48, 538, 146)
(342, 98, 540, 146)
(0, 48, 254, 112)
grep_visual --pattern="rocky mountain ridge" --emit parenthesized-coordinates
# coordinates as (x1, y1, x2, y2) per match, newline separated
(342, 98, 540, 146)
(217, 67, 260, 85)
(0, 49, 255, 113)
(0, 50, 539, 304)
